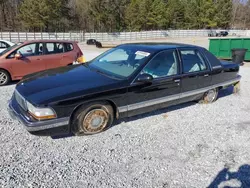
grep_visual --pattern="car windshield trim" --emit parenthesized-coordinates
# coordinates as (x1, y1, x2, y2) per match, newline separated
(86, 46, 152, 80)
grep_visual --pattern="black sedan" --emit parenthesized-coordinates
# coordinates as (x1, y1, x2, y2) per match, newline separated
(8, 43, 241, 136)
(216, 31, 229, 37)
(86, 39, 97, 45)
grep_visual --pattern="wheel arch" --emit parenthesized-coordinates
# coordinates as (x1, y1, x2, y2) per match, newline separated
(69, 99, 119, 128)
(0, 68, 12, 81)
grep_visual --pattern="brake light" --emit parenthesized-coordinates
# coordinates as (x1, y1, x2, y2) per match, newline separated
(77, 56, 86, 63)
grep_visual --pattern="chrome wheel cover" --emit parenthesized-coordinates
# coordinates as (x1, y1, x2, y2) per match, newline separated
(0, 72, 8, 85)
(205, 89, 216, 102)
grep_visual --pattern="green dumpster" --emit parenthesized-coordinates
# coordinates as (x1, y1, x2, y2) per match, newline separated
(209, 38, 250, 61)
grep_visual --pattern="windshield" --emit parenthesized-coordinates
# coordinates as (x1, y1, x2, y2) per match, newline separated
(0, 43, 21, 56)
(87, 46, 152, 79)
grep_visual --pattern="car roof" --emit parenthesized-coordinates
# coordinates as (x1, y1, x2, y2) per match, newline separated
(0, 39, 15, 44)
(22, 39, 77, 44)
(118, 42, 203, 52)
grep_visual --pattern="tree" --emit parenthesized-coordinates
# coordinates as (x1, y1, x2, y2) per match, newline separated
(125, 0, 141, 31)
(0, 0, 22, 31)
(0, 0, 249, 32)
(148, 0, 169, 29)
(215, 0, 233, 28)
(167, 0, 185, 29)
(19, 0, 70, 31)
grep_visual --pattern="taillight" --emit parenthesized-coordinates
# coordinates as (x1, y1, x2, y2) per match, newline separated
(77, 56, 86, 63)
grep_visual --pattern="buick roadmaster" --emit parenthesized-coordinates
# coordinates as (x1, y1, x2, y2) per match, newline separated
(8, 43, 241, 136)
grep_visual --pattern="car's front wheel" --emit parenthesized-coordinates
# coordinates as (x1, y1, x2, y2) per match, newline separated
(0, 70, 10, 86)
(72, 102, 114, 135)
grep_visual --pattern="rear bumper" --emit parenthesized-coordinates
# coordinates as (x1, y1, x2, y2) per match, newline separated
(8, 98, 70, 136)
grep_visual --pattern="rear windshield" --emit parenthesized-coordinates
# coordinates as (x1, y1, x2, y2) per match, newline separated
(202, 49, 222, 68)
(0, 43, 21, 56)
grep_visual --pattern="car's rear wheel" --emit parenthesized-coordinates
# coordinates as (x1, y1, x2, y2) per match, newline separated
(202, 88, 218, 103)
(0, 70, 10, 86)
(72, 102, 114, 135)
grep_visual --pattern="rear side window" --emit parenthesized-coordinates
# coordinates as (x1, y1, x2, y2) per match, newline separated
(44, 43, 64, 55)
(65, 43, 74, 52)
(180, 49, 207, 73)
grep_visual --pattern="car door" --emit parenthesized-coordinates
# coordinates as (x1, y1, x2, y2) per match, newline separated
(127, 50, 181, 117)
(42, 42, 65, 69)
(8, 42, 46, 79)
(178, 48, 212, 103)
(61, 43, 76, 65)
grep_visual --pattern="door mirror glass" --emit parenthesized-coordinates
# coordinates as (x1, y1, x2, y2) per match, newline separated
(136, 73, 153, 83)
(14, 53, 22, 59)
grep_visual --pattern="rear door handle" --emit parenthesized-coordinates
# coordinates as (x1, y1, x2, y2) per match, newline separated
(174, 79, 180, 83)
(204, 74, 209, 77)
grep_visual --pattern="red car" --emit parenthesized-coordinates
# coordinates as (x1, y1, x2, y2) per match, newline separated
(0, 40, 84, 86)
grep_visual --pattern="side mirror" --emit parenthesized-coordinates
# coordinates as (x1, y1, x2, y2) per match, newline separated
(15, 53, 22, 59)
(136, 73, 153, 83)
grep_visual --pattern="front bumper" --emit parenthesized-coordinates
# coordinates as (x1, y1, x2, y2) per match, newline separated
(8, 98, 70, 136)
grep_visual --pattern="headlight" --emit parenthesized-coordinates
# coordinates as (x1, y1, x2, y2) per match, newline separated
(26, 101, 56, 120)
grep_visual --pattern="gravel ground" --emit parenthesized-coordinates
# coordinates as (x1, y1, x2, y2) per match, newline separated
(1, 45, 250, 187)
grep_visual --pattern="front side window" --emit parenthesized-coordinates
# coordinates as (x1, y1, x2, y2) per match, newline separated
(44, 43, 64, 55)
(180, 49, 207, 73)
(17, 43, 37, 57)
(7, 43, 42, 58)
(142, 50, 178, 78)
(88, 46, 152, 79)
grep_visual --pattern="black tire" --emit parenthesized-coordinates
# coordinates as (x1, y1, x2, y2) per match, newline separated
(0, 69, 11, 86)
(96, 41, 102, 48)
(72, 102, 114, 135)
(201, 88, 219, 104)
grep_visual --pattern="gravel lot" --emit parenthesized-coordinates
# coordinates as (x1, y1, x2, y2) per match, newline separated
(1, 43, 250, 188)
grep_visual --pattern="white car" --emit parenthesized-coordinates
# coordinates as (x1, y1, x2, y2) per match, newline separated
(0, 40, 15, 53)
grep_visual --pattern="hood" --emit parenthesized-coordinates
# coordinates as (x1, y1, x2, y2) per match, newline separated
(16, 65, 123, 105)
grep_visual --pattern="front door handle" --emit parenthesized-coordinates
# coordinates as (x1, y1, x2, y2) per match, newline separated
(174, 79, 180, 83)
(204, 74, 209, 77)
